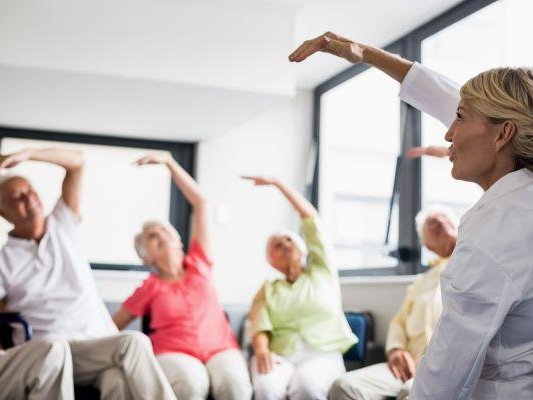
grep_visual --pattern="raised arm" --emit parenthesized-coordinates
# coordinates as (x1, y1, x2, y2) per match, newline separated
(241, 176, 316, 219)
(289, 32, 413, 83)
(290, 32, 461, 129)
(407, 146, 450, 159)
(0, 148, 85, 216)
(135, 154, 209, 254)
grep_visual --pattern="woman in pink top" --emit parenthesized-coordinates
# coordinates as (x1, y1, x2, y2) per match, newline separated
(112, 153, 252, 400)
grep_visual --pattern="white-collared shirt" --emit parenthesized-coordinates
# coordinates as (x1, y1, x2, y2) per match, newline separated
(0, 200, 117, 341)
(400, 62, 533, 400)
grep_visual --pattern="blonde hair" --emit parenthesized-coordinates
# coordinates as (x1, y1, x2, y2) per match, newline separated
(460, 67, 533, 172)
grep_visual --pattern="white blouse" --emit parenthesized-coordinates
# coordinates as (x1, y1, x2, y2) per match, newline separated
(400, 62, 533, 400)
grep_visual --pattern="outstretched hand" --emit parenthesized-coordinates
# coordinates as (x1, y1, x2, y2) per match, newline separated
(133, 153, 173, 166)
(241, 176, 278, 186)
(0, 150, 30, 169)
(407, 146, 449, 159)
(289, 31, 364, 64)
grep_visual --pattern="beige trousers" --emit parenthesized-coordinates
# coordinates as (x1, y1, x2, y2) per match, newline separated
(157, 348, 253, 400)
(69, 331, 177, 400)
(329, 362, 412, 400)
(0, 339, 73, 400)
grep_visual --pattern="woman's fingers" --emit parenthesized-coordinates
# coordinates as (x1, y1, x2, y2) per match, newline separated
(389, 363, 402, 380)
(257, 352, 272, 374)
(407, 147, 426, 158)
(289, 32, 362, 63)
(289, 36, 325, 62)
(265, 353, 272, 373)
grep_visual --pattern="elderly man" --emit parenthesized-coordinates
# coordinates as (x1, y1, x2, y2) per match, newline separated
(0, 148, 176, 400)
(329, 207, 458, 400)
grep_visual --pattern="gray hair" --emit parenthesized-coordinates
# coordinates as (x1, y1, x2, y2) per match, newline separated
(134, 220, 181, 262)
(415, 205, 458, 246)
(266, 229, 308, 265)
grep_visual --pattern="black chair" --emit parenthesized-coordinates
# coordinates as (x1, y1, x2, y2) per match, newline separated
(0, 311, 101, 400)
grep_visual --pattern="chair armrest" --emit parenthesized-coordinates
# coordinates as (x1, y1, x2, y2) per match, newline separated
(0, 312, 32, 342)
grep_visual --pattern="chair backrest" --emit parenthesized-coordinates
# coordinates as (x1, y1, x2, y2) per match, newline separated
(343, 311, 374, 362)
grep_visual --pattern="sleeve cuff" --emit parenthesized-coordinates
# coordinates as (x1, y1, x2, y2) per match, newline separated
(399, 62, 423, 101)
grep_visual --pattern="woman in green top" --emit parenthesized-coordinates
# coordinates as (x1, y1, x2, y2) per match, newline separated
(242, 176, 357, 400)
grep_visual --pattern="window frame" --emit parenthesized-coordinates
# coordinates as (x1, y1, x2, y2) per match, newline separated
(0, 125, 196, 272)
(312, 0, 499, 277)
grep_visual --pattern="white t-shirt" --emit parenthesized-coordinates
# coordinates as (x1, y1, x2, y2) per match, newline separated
(0, 200, 117, 341)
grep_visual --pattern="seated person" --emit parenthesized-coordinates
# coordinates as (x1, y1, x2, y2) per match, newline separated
(0, 148, 176, 400)
(112, 153, 252, 400)
(329, 207, 458, 400)
(243, 176, 357, 400)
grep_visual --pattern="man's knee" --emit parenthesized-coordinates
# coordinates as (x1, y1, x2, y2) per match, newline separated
(97, 368, 131, 399)
(117, 331, 152, 352)
(32, 339, 71, 367)
(329, 377, 365, 400)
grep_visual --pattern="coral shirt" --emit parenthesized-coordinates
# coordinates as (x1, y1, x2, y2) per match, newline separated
(123, 241, 237, 362)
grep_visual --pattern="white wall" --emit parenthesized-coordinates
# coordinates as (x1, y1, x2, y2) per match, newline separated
(93, 89, 313, 305)
(341, 277, 414, 346)
(196, 89, 314, 304)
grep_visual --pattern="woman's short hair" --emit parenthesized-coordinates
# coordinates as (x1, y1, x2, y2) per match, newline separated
(133, 220, 181, 262)
(461, 66, 533, 171)
(266, 229, 308, 264)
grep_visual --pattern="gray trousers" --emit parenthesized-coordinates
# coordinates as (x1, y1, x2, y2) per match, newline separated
(69, 331, 177, 400)
(330, 362, 412, 400)
(0, 339, 73, 400)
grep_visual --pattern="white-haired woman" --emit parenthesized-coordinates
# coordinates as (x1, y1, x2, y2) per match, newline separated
(291, 32, 533, 399)
(242, 176, 356, 400)
(112, 154, 252, 400)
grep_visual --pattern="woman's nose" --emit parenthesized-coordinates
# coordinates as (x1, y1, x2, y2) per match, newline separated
(444, 121, 456, 142)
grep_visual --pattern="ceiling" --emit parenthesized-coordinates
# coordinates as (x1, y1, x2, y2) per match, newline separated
(0, 0, 466, 141)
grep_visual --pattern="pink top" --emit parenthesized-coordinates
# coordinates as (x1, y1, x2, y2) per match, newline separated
(123, 241, 238, 362)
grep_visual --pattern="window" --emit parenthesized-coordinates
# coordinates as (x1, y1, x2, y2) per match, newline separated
(314, 0, 531, 275)
(420, 0, 533, 261)
(319, 67, 400, 271)
(420, 0, 532, 217)
(0, 128, 194, 270)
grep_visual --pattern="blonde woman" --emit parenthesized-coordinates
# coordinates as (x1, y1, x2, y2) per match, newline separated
(242, 176, 356, 400)
(290, 33, 533, 399)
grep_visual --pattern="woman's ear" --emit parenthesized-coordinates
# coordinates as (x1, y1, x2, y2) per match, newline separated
(494, 121, 517, 152)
